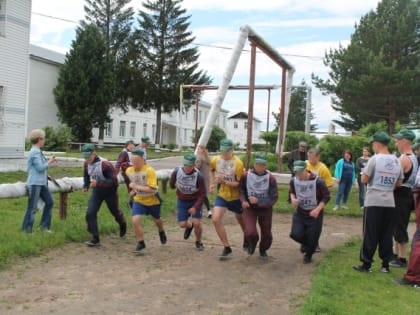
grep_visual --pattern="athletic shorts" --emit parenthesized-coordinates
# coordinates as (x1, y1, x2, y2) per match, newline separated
(132, 202, 161, 219)
(214, 196, 243, 214)
(177, 199, 202, 222)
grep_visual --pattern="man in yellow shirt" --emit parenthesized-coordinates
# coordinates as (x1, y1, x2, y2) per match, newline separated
(126, 149, 167, 254)
(306, 148, 334, 188)
(210, 139, 246, 258)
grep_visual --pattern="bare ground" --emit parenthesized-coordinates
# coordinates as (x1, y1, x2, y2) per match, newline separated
(0, 212, 362, 315)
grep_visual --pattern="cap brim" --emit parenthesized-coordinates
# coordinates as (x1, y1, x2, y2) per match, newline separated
(293, 167, 306, 173)
(220, 145, 232, 152)
(82, 151, 93, 159)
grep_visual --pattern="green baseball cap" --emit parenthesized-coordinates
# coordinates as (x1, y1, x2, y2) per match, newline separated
(125, 139, 135, 146)
(293, 160, 307, 173)
(141, 136, 151, 144)
(254, 153, 267, 165)
(393, 129, 416, 141)
(370, 131, 390, 145)
(131, 148, 145, 157)
(220, 139, 233, 152)
(81, 143, 95, 159)
(183, 153, 196, 166)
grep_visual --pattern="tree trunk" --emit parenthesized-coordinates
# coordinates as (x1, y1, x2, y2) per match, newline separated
(155, 106, 162, 148)
(98, 126, 105, 147)
(388, 107, 396, 135)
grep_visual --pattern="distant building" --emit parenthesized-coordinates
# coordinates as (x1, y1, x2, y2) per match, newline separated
(0, 0, 32, 158)
(227, 112, 264, 148)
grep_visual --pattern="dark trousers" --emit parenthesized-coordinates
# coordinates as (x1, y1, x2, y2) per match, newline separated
(335, 177, 353, 205)
(357, 176, 366, 207)
(360, 206, 395, 267)
(405, 225, 420, 284)
(290, 210, 324, 258)
(203, 196, 211, 211)
(393, 187, 414, 244)
(86, 189, 126, 238)
(243, 207, 273, 253)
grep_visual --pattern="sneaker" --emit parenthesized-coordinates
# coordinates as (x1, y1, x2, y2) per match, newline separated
(259, 251, 269, 260)
(380, 266, 390, 273)
(85, 238, 100, 247)
(195, 241, 204, 251)
(303, 255, 313, 264)
(220, 246, 232, 257)
(393, 278, 417, 286)
(342, 204, 348, 209)
(315, 245, 321, 253)
(134, 241, 146, 253)
(389, 259, 407, 268)
(184, 223, 194, 240)
(352, 265, 372, 273)
(300, 244, 307, 254)
(332, 205, 338, 211)
(242, 238, 249, 251)
(119, 222, 127, 238)
(159, 230, 167, 244)
(207, 210, 212, 219)
(247, 243, 256, 256)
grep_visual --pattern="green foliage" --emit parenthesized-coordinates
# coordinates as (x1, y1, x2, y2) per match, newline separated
(357, 120, 401, 138)
(312, 0, 420, 134)
(260, 130, 278, 153)
(131, 0, 212, 145)
(284, 131, 319, 152)
(167, 142, 177, 150)
(54, 24, 115, 142)
(196, 125, 226, 152)
(42, 126, 74, 151)
(240, 152, 280, 172)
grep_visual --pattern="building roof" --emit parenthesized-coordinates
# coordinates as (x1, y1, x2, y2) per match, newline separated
(29, 44, 65, 65)
(228, 111, 261, 122)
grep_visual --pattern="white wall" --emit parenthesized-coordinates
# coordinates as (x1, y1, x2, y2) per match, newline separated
(0, 0, 31, 157)
(227, 117, 264, 148)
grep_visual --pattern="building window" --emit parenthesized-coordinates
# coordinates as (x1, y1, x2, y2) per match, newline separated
(152, 124, 156, 140)
(130, 122, 136, 138)
(143, 123, 147, 136)
(119, 121, 126, 137)
(244, 122, 248, 129)
(105, 122, 112, 137)
(234, 121, 238, 129)
(0, 0, 6, 37)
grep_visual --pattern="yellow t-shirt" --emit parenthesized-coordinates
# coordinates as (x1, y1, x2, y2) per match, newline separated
(210, 155, 244, 201)
(126, 164, 160, 206)
(306, 160, 334, 187)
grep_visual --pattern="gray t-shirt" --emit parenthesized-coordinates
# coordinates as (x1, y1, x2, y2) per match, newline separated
(364, 153, 403, 207)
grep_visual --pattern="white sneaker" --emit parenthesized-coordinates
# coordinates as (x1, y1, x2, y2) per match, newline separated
(207, 210, 212, 219)
(342, 205, 348, 209)
(332, 205, 338, 211)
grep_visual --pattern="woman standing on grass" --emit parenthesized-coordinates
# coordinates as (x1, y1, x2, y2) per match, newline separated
(333, 150, 355, 210)
(22, 129, 56, 233)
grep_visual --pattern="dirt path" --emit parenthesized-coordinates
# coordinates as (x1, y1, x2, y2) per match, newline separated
(0, 213, 362, 315)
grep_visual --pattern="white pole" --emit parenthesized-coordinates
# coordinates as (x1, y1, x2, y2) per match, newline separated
(196, 25, 251, 149)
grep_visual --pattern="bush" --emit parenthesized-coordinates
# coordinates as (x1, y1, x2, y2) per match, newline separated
(196, 125, 227, 152)
(25, 125, 74, 151)
(167, 142, 177, 150)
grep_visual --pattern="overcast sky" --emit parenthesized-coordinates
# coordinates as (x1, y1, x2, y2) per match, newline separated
(30, 0, 381, 132)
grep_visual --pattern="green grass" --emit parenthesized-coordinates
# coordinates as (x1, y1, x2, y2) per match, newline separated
(297, 238, 419, 315)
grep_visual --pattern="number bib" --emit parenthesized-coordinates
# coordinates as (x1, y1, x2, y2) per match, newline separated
(216, 158, 236, 183)
(294, 177, 318, 211)
(246, 171, 270, 206)
(370, 154, 401, 191)
(87, 157, 107, 182)
(127, 169, 155, 197)
(176, 168, 199, 195)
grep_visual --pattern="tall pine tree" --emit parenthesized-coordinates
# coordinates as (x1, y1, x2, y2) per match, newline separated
(312, 0, 420, 134)
(132, 0, 211, 146)
(84, 0, 135, 142)
(54, 24, 114, 142)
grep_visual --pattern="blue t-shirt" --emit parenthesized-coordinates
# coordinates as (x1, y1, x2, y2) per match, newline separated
(342, 161, 354, 181)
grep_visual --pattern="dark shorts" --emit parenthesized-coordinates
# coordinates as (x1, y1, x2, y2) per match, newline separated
(177, 199, 202, 222)
(214, 196, 243, 214)
(394, 187, 414, 243)
(132, 202, 161, 219)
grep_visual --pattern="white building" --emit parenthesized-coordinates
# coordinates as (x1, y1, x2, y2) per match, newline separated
(0, 0, 31, 158)
(227, 112, 264, 148)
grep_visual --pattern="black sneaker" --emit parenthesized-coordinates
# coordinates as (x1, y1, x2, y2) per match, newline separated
(393, 278, 417, 286)
(389, 259, 407, 268)
(259, 251, 268, 260)
(184, 223, 194, 240)
(119, 222, 127, 238)
(220, 246, 232, 257)
(85, 238, 100, 247)
(134, 241, 146, 253)
(247, 243, 256, 256)
(159, 230, 167, 244)
(352, 264, 372, 273)
(303, 255, 313, 264)
(195, 241, 204, 251)
(300, 244, 307, 254)
(242, 238, 249, 251)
